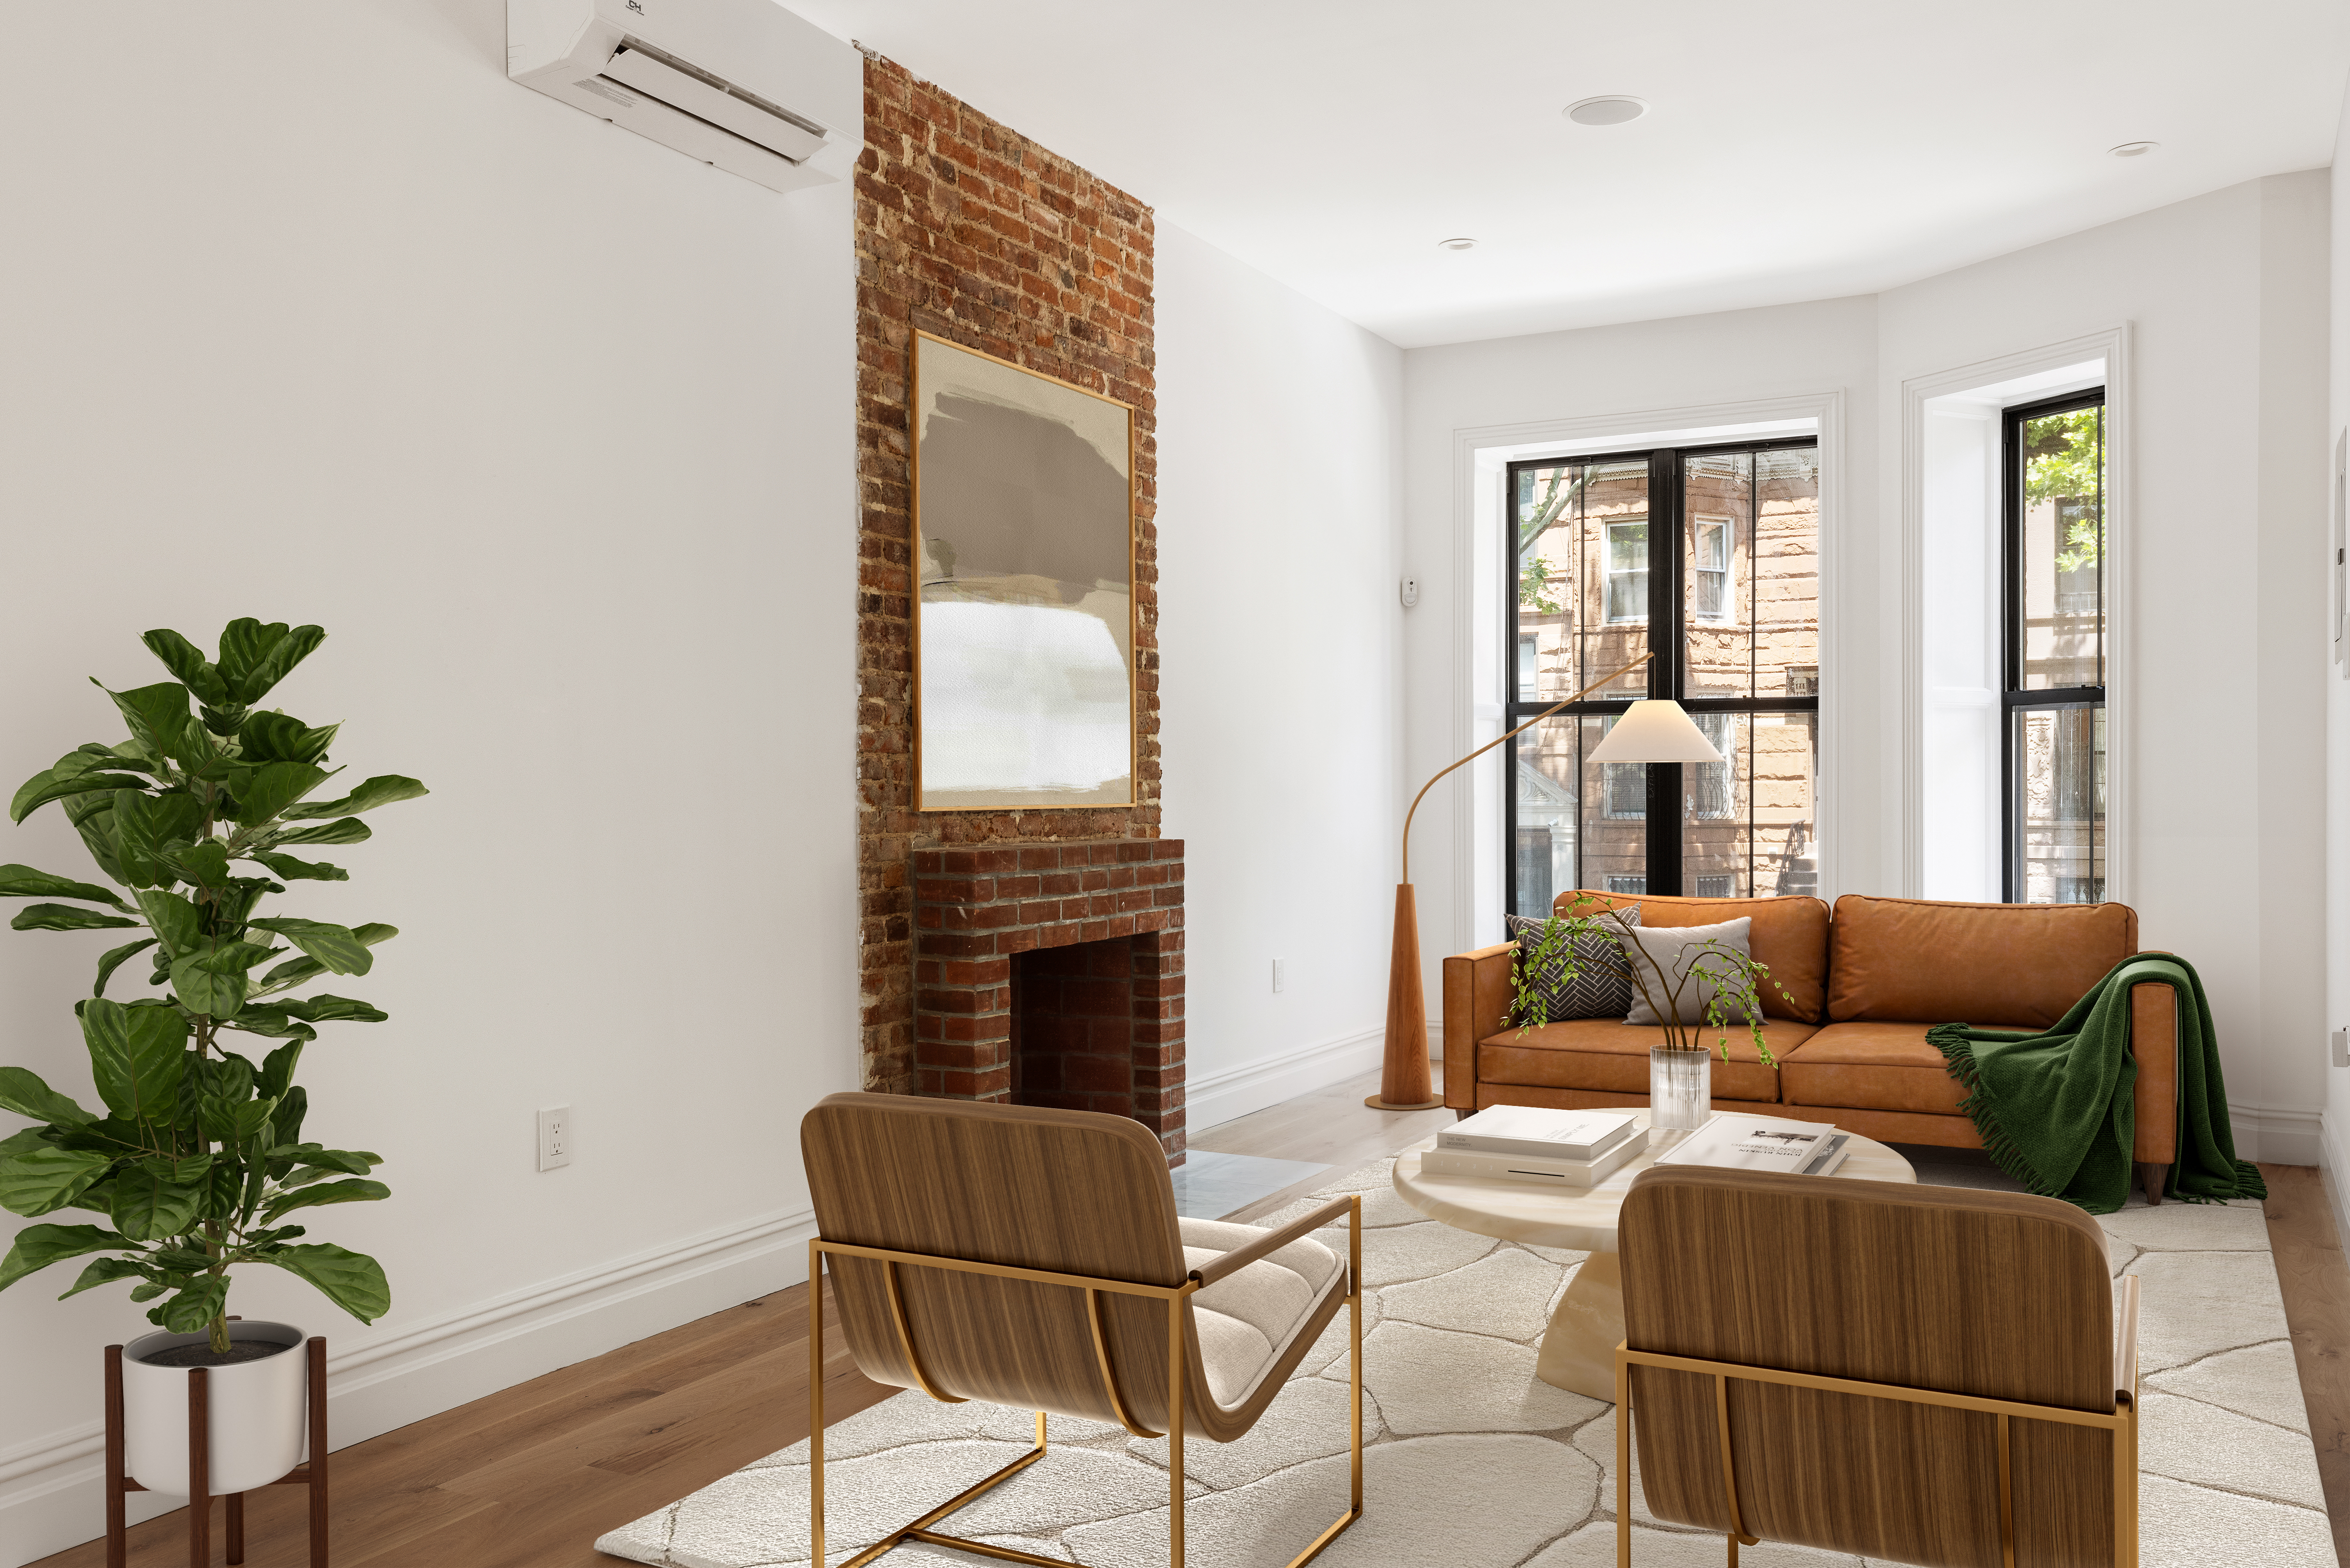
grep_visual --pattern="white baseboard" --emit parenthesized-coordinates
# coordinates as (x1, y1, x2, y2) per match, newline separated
(2230, 1102, 2323, 1168)
(1186, 1022, 1408, 1136)
(0, 1203, 817, 1568)
(2319, 1113, 2350, 1250)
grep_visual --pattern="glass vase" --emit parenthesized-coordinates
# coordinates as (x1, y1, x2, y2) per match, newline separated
(1649, 1046, 1711, 1136)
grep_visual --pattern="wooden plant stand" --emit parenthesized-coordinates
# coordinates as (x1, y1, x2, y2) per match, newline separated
(103, 1335, 329, 1568)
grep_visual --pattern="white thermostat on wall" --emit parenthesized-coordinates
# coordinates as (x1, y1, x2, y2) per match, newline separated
(1399, 577, 1420, 608)
(508, 0, 860, 193)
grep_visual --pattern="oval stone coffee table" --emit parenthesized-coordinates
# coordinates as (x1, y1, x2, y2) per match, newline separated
(1392, 1110, 1915, 1401)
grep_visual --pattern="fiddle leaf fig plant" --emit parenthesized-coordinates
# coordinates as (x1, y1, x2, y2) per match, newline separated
(1510, 893, 1796, 1066)
(0, 622, 419, 1354)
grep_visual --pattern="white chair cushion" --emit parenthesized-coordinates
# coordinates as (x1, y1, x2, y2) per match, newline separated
(1178, 1216, 1344, 1408)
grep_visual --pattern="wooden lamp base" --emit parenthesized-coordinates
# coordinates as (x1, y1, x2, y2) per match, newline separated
(105, 1334, 329, 1568)
(1367, 883, 1444, 1112)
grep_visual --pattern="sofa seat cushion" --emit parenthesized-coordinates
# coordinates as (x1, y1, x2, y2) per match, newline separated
(1477, 1019, 1817, 1103)
(1178, 1216, 1343, 1408)
(1778, 1020, 2035, 1116)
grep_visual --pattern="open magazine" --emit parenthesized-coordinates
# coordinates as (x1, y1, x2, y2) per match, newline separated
(1651, 1115, 1852, 1178)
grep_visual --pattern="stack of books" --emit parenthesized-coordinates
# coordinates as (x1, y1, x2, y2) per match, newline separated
(1651, 1114, 1853, 1177)
(1422, 1106, 1646, 1188)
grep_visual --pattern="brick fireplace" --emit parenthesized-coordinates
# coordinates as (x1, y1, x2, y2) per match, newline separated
(911, 840, 1185, 1162)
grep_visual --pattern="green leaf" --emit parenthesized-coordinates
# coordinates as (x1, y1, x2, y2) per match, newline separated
(140, 629, 229, 706)
(102, 682, 198, 766)
(10, 769, 150, 825)
(0, 1066, 98, 1128)
(258, 1043, 304, 1100)
(221, 1006, 317, 1043)
(232, 762, 331, 827)
(112, 790, 205, 888)
(58, 1255, 155, 1301)
(10, 902, 141, 932)
(169, 943, 278, 1018)
(0, 1146, 114, 1216)
(271, 817, 370, 847)
(249, 850, 348, 882)
(265, 1243, 388, 1323)
(0, 1223, 133, 1292)
(162, 839, 232, 890)
(259, 1177, 389, 1225)
(0, 1127, 51, 1160)
(281, 776, 426, 820)
(246, 918, 371, 976)
(134, 889, 201, 958)
(283, 1148, 379, 1179)
(110, 1157, 208, 1241)
(80, 999, 189, 1122)
(94, 937, 161, 997)
(0, 864, 133, 909)
(149, 1275, 229, 1334)
(238, 712, 339, 766)
(72, 799, 127, 885)
(218, 620, 327, 704)
(278, 995, 387, 1024)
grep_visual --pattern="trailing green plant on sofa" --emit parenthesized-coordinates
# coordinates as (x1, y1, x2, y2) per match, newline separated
(0, 622, 422, 1352)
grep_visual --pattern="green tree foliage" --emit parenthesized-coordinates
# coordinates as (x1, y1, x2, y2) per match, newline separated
(0, 623, 420, 1351)
(2023, 408, 2105, 575)
(1516, 467, 1584, 613)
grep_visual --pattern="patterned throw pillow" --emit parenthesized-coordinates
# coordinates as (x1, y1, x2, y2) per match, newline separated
(1504, 906, 1642, 1025)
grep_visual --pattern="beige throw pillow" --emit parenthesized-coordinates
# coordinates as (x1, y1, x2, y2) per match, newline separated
(1622, 916, 1757, 1026)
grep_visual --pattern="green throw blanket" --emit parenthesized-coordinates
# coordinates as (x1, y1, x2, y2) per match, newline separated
(1927, 955, 2265, 1215)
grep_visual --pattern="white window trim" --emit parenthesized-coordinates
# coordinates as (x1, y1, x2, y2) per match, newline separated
(1602, 518, 1649, 625)
(1692, 515, 1735, 625)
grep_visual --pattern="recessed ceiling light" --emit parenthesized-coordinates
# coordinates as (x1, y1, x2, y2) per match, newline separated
(1565, 96, 1648, 126)
(2108, 141, 2159, 158)
(1438, 236, 1478, 251)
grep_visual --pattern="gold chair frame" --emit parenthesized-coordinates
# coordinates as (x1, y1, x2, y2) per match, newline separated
(1611, 1274, 2140, 1568)
(808, 1194, 1364, 1568)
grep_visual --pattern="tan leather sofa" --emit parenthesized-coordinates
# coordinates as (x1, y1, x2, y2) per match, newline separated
(1443, 891, 2180, 1193)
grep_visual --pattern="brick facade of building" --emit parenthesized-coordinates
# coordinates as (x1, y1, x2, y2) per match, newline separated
(854, 55, 1161, 1098)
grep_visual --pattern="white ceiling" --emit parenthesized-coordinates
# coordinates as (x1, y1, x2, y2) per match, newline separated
(788, 1, 2350, 348)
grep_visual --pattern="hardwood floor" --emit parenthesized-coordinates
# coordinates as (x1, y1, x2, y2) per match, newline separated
(2259, 1161, 2350, 1562)
(31, 1072, 2350, 1566)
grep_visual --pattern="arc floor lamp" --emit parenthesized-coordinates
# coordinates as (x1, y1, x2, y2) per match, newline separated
(1369, 650, 1727, 1111)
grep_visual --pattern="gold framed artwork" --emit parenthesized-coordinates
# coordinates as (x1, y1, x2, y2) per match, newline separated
(912, 331, 1137, 812)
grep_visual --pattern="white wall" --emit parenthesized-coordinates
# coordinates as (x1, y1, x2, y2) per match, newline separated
(2321, 80, 2350, 1231)
(1155, 224, 1408, 1129)
(1399, 298, 1883, 993)
(0, 5, 858, 1561)
(1880, 174, 2333, 1162)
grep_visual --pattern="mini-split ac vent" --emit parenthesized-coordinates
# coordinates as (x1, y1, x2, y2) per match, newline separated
(509, 0, 858, 193)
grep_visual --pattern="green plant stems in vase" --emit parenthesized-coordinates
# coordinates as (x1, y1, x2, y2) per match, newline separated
(1507, 894, 1796, 1129)
(0, 622, 421, 1354)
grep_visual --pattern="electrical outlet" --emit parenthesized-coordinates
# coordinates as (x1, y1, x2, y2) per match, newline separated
(537, 1106, 572, 1171)
(1272, 958, 1286, 994)
(2332, 1030, 2348, 1069)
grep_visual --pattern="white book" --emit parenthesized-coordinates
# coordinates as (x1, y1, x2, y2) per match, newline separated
(1652, 1115, 1842, 1175)
(1439, 1105, 1640, 1162)
(1420, 1131, 1647, 1189)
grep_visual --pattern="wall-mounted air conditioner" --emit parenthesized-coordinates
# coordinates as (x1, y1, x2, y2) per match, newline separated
(509, 0, 859, 193)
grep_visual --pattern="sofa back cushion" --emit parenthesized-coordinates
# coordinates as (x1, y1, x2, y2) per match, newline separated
(1827, 894, 2137, 1027)
(1555, 890, 1829, 1023)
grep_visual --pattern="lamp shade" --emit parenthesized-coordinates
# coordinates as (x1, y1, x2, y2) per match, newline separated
(1583, 699, 1723, 764)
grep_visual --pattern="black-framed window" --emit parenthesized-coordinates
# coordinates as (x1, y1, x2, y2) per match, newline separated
(1506, 439, 1822, 917)
(2002, 390, 2106, 903)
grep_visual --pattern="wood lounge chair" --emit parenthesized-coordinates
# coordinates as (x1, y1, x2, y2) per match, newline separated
(1613, 1166, 2139, 1567)
(799, 1091, 1364, 1568)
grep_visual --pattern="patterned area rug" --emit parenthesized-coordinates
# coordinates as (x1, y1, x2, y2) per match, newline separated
(596, 1153, 2331, 1567)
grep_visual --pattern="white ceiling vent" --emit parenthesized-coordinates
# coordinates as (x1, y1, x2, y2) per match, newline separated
(509, 0, 859, 193)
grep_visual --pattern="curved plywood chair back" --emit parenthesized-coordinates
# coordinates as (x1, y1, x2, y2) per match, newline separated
(801, 1092, 1191, 1430)
(1618, 1167, 2117, 1568)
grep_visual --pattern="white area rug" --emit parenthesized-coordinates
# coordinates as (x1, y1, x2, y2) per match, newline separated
(595, 1155, 2332, 1568)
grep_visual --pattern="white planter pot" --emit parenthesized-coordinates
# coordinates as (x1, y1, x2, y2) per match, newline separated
(122, 1320, 309, 1496)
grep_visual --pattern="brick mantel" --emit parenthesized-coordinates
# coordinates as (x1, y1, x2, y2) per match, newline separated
(912, 839, 1185, 1161)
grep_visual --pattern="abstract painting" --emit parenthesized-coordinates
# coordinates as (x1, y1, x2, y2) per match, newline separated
(913, 332, 1136, 811)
